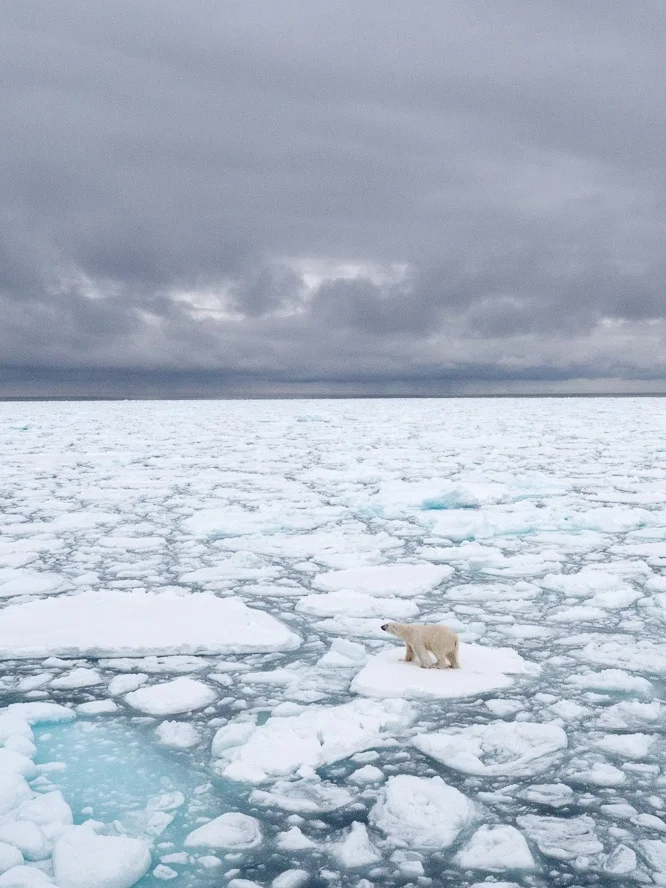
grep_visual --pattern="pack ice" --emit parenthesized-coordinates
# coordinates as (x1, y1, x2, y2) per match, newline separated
(2, 397, 666, 887)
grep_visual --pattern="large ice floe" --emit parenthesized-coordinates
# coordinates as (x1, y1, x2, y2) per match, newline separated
(3, 397, 666, 887)
(351, 642, 539, 698)
(0, 591, 300, 658)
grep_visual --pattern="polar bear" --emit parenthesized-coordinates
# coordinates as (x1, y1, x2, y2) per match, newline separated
(380, 621, 460, 670)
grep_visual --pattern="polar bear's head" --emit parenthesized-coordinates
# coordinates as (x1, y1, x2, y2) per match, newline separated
(380, 622, 403, 637)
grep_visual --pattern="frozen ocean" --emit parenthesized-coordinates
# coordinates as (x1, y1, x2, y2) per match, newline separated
(0, 396, 665, 888)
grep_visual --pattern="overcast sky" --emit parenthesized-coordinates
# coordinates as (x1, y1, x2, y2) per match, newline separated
(2, 1, 666, 396)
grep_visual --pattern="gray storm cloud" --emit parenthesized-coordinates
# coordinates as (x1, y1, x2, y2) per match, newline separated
(1, 0, 665, 395)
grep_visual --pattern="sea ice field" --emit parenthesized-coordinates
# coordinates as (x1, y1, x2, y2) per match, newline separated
(0, 396, 665, 888)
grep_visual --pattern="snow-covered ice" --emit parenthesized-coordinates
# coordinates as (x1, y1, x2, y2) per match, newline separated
(369, 775, 476, 848)
(351, 643, 539, 699)
(183, 813, 261, 850)
(0, 592, 299, 658)
(2, 397, 666, 887)
(214, 699, 413, 782)
(125, 677, 217, 715)
(414, 721, 568, 776)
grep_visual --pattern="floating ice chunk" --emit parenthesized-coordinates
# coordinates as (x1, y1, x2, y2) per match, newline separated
(0, 592, 300, 658)
(6, 704, 74, 725)
(211, 723, 255, 758)
(153, 865, 177, 881)
(17, 676, 52, 693)
(0, 570, 64, 599)
(276, 827, 316, 851)
(217, 699, 412, 783)
(518, 783, 574, 808)
(53, 827, 151, 888)
(485, 699, 524, 717)
(639, 840, 666, 880)
(577, 635, 666, 674)
(414, 721, 567, 776)
(0, 845, 23, 876)
(0, 821, 50, 862)
(349, 766, 385, 784)
(76, 701, 118, 715)
(107, 675, 148, 696)
(596, 700, 661, 730)
(0, 775, 32, 815)
(456, 825, 535, 871)
(469, 884, 520, 888)
(369, 775, 475, 849)
(297, 591, 418, 620)
(548, 699, 587, 720)
(539, 568, 632, 598)
(250, 779, 354, 812)
(50, 668, 102, 689)
(147, 792, 185, 813)
(352, 644, 538, 700)
(184, 813, 261, 850)
(567, 669, 653, 695)
(447, 581, 540, 602)
(272, 870, 309, 888)
(568, 762, 625, 786)
(0, 750, 36, 780)
(594, 733, 655, 759)
(604, 844, 637, 875)
(314, 564, 453, 598)
(316, 639, 367, 668)
(634, 813, 666, 832)
(0, 866, 53, 887)
(516, 814, 603, 861)
(125, 678, 216, 715)
(155, 721, 200, 749)
(552, 606, 607, 623)
(428, 503, 549, 542)
(334, 822, 381, 869)
(17, 791, 72, 830)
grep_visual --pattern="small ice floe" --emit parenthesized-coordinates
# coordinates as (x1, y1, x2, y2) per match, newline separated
(313, 564, 453, 598)
(414, 721, 567, 776)
(214, 699, 412, 783)
(455, 824, 535, 871)
(124, 678, 217, 716)
(184, 812, 262, 850)
(369, 775, 475, 849)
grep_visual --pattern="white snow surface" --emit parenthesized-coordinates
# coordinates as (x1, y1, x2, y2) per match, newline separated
(0, 591, 299, 658)
(215, 698, 413, 782)
(351, 644, 539, 699)
(370, 775, 476, 849)
(414, 721, 568, 776)
(125, 677, 217, 715)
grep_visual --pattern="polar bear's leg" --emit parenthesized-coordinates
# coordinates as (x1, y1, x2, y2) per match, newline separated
(413, 641, 433, 669)
(447, 637, 460, 669)
(402, 643, 415, 662)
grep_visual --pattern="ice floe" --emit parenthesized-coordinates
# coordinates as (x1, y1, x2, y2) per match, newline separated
(313, 564, 453, 597)
(351, 643, 539, 699)
(184, 813, 262, 850)
(214, 699, 413, 782)
(369, 775, 476, 849)
(125, 677, 217, 715)
(0, 591, 300, 658)
(414, 721, 567, 776)
(456, 824, 535, 871)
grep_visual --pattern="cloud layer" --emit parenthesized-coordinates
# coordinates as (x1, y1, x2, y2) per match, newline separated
(2, 1, 666, 395)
